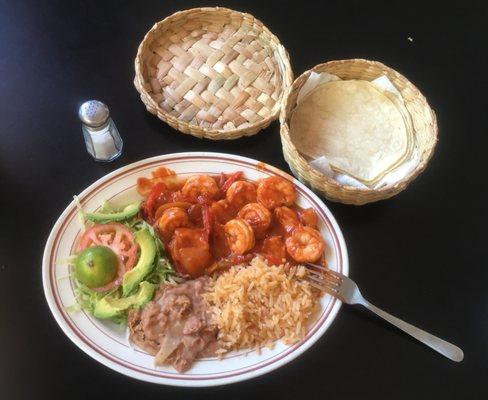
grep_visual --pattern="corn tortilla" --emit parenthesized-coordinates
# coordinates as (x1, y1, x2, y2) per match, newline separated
(290, 80, 410, 183)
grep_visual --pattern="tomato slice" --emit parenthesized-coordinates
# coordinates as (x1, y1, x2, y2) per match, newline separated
(77, 223, 139, 271)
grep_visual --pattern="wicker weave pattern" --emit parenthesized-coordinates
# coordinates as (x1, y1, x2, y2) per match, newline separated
(135, 7, 293, 139)
(280, 59, 438, 205)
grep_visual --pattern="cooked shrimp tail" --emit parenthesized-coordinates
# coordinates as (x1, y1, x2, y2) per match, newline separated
(285, 226, 324, 263)
(224, 218, 255, 255)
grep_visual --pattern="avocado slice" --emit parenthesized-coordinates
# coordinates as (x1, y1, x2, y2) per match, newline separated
(122, 228, 157, 296)
(93, 281, 156, 319)
(84, 201, 141, 223)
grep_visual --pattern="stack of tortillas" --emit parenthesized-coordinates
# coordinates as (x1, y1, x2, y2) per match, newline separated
(289, 73, 415, 187)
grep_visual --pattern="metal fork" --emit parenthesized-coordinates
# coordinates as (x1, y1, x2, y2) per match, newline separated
(306, 264, 464, 362)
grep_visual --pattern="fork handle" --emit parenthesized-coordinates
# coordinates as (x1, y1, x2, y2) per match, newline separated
(360, 300, 464, 362)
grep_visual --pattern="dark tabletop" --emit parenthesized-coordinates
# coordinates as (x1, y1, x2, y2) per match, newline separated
(1, 0, 486, 398)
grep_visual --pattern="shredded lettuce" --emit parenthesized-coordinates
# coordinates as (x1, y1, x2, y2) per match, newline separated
(73, 280, 118, 313)
(56, 255, 77, 266)
(72, 280, 128, 324)
(73, 195, 86, 230)
(146, 257, 178, 285)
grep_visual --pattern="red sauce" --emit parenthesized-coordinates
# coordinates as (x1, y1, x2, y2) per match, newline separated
(138, 171, 324, 277)
(256, 162, 267, 172)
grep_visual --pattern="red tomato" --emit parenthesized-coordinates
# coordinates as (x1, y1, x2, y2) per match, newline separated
(77, 223, 139, 271)
(188, 203, 203, 225)
(219, 171, 243, 196)
(144, 182, 167, 218)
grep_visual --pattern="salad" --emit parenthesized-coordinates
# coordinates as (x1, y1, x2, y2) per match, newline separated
(71, 199, 176, 323)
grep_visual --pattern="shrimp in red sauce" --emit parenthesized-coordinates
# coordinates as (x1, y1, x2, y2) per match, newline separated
(182, 175, 219, 202)
(237, 203, 272, 239)
(274, 206, 300, 233)
(224, 218, 255, 255)
(169, 228, 212, 277)
(225, 181, 257, 209)
(257, 176, 296, 209)
(285, 226, 324, 263)
(138, 168, 327, 274)
(299, 208, 318, 228)
(157, 207, 190, 240)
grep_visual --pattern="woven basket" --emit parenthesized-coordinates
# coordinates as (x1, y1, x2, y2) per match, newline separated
(280, 59, 438, 205)
(134, 7, 293, 140)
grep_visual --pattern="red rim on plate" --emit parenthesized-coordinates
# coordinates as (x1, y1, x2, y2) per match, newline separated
(42, 152, 349, 386)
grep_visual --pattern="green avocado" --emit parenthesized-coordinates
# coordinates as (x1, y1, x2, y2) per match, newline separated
(93, 281, 156, 319)
(122, 228, 157, 296)
(83, 201, 141, 223)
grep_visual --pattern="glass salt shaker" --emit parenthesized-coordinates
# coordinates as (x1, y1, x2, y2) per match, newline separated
(78, 100, 123, 162)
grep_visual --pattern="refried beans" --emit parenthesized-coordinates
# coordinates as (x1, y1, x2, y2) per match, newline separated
(128, 277, 217, 372)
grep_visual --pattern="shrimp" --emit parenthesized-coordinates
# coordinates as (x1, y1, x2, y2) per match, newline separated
(256, 176, 296, 209)
(157, 207, 190, 240)
(226, 180, 257, 209)
(154, 202, 192, 220)
(237, 203, 272, 238)
(285, 226, 324, 263)
(209, 199, 233, 224)
(181, 175, 219, 202)
(274, 206, 300, 233)
(224, 218, 255, 255)
(299, 208, 318, 228)
(169, 228, 212, 277)
(260, 236, 286, 263)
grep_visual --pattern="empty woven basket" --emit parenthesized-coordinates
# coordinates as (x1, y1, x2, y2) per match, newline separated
(280, 59, 438, 205)
(134, 7, 293, 140)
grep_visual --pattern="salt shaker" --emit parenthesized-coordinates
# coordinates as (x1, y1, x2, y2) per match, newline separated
(79, 100, 123, 162)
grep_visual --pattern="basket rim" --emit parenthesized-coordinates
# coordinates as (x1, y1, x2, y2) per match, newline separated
(280, 58, 439, 194)
(134, 6, 294, 138)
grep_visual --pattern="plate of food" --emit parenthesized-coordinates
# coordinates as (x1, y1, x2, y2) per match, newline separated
(42, 152, 348, 386)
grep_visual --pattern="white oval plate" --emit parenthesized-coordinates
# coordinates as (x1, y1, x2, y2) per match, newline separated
(42, 152, 348, 387)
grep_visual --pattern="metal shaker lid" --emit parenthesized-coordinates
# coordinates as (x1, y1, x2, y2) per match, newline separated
(78, 100, 110, 128)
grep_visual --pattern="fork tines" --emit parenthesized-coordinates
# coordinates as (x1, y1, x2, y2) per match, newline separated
(305, 263, 341, 293)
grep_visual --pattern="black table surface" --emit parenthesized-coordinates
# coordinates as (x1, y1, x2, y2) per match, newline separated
(1, 0, 486, 398)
